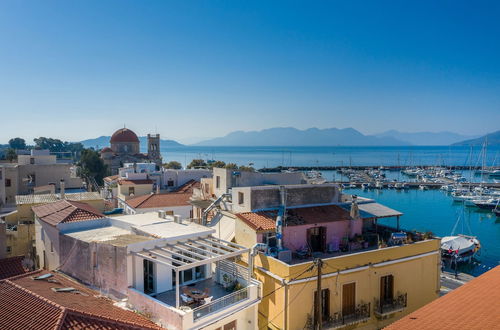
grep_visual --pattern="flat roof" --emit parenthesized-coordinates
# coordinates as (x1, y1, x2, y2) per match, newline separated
(16, 192, 102, 205)
(112, 212, 215, 240)
(65, 226, 153, 246)
(358, 202, 403, 218)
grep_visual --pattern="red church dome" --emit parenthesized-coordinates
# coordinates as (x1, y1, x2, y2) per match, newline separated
(110, 128, 140, 143)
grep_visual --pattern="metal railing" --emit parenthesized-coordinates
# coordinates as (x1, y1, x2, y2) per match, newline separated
(376, 292, 407, 315)
(327, 302, 371, 328)
(192, 286, 249, 321)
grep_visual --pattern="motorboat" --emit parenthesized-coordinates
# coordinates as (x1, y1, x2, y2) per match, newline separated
(474, 199, 500, 210)
(419, 185, 428, 190)
(441, 235, 480, 263)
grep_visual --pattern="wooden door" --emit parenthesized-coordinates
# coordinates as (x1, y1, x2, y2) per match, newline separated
(380, 275, 394, 305)
(342, 282, 356, 316)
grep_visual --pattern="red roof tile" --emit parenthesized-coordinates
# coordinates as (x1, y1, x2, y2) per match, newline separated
(236, 204, 353, 232)
(126, 192, 192, 209)
(118, 179, 154, 185)
(175, 179, 201, 193)
(0, 270, 161, 330)
(0, 256, 27, 280)
(32, 200, 104, 226)
(385, 266, 500, 330)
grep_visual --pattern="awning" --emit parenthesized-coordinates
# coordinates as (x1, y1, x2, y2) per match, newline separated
(132, 236, 248, 271)
(340, 202, 403, 219)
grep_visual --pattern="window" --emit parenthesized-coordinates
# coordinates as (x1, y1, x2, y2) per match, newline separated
(93, 252, 97, 268)
(5, 179, 11, 187)
(6, 246, 11, 253)
(262, 232, 277, 247)
(128, 187, 135, 195)
(204, 183, 209, 194)
(143, 259, 155, 294)
(380, 275, 394, 305)
(216, 176, 220, 188)
(223, 320, 237, 330)
(314, 288, 330, 321)
(41, 228, 45, 242)
(238, 192, 244, 205)
(342, 282, 356, 316)
(30, 157, 35, 164)
(167, 180, 174, 187)
(50, 242, 54, 253)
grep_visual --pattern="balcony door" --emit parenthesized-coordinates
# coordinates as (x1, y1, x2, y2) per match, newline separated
(380, 275, 394, 306)
(342, 282, 356, 316)
(307, 226, 327, 252)
(143, 259, 155, 294)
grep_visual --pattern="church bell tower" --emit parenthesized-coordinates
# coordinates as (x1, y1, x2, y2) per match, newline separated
(147, 134, 162, 168)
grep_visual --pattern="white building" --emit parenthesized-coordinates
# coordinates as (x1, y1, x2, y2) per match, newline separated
(33, 201, 261, 330)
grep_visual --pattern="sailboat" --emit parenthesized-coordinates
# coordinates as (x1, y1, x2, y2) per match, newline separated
(441, 210, 480, 263)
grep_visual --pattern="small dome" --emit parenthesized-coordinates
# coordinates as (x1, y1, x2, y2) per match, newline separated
(110, 128, 140, 143)
(101, 147, 113, 153)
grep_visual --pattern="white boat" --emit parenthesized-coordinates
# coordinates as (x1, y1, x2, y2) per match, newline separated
(419, 185, 428, 190)
(394, 182, 403, 189)
(375, 181, 384, 189)
(441, 235, 480, 263)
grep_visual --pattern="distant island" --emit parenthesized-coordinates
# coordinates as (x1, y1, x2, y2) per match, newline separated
(194, 127, 478, 147)
(452, 130, 500, 146)
(79, 136, 183, 149)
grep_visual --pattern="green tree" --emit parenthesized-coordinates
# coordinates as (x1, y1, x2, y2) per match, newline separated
(5, 148, 17, 162)
(77, 148, 108, 185)
(238, 165, 255, 172)
(163, 161, 183, 169)
(187, 159, 207, 169)
(209, 160, 226, 168)
(225, 163, 238, 169)
(8, 138, 26, 150)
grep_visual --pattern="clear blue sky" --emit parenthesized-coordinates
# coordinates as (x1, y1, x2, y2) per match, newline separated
(1, 1, 499, 144)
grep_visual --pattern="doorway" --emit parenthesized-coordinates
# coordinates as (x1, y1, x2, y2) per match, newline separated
(143, 259, 155, 294)
(342, 282, 356, 316)
(307, 226, 327, 252)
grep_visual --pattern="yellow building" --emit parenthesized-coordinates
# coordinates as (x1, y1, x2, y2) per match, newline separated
(229, 185, 441, 330)
(116, 178, 154, 202)
(246, 239, 440, 330)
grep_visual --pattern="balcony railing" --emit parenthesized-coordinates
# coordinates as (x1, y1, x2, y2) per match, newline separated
(305, 302, 371, 329)
(327, 302, 371, 328)
(192, 286, 249, 321)
(375, 293, 407, 316)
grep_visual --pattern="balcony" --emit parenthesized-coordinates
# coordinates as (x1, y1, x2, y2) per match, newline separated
(305, 302, 371, 329)
(192, 285, 252, 321)
(375, 293, 407, 317)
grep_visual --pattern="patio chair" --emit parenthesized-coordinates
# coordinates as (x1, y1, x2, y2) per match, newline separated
(203, 296, 213, 304)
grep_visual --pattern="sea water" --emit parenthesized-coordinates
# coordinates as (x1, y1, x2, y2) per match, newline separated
(159, 145, 500, 169)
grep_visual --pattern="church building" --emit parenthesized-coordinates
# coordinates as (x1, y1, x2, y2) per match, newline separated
(100, 128, 162, 175)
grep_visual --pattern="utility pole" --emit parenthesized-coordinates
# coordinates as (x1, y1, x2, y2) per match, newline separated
(314, 258, 323, 330)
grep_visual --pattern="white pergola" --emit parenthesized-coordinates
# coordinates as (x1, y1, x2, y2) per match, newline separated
(132, 236, 250, 308)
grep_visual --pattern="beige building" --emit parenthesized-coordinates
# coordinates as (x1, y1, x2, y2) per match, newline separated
(0, 149, 83, 206)
(117, 178, 154, 201)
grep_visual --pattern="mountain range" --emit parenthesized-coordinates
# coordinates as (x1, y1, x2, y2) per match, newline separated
(195, 127, 406, 146)
(79, 136, 183, 149)
(374, 130, 477, 146)
(194, 127, 480, 146)
(452, 130, 500, 146)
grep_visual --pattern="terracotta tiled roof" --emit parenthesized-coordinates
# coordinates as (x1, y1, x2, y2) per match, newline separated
(126, 192, 192, 209)
(0, 256, 27, 280)
(385, 266, 500, 330)
(104, 174, 119, 182)
(0, 270, 161, 330)
(118, 179, 154, 185)
(175, 179, 201, 193)
(236, 204, 353, 232)
(100, 147, 113, 153)
(32, 200, 104, 226)
(110, 128, 140, 143)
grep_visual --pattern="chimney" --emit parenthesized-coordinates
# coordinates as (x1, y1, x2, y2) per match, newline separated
(60, 179, 65, 199)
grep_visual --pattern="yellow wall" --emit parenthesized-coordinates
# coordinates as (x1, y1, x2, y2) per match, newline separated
(252, 240, 441, 330)
(5, 223, 35, 259)
(118, 183, 153, 200)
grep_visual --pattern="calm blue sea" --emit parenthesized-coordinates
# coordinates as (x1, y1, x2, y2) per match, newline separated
(158, 145, 500, 169)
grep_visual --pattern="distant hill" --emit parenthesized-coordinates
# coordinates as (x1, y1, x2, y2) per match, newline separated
(375, 130, 477, 146)
(79, 136, 183, 149)
(194, 127, 408, 146)
(452, 130, 500, 146)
